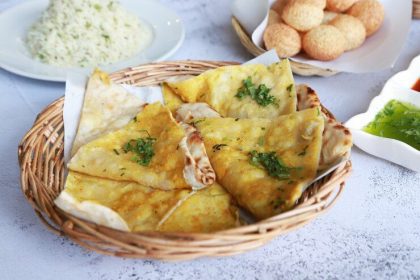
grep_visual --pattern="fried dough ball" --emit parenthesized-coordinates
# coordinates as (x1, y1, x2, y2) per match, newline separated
(271, 0, 288, 15)
(322, 11, 338, 24)
(264, 23, 302, 57)
(326, 0, 357, 12)
(268, 9, 282, 25)
(282, 2, 324, 32)
(347, 0, 384, 36)
(302, 25, 346, 60)
(290, 0, 327, 9)
(330, 14, 366, 51)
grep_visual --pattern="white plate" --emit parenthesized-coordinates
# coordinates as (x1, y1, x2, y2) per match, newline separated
(232, 0, 412, 73)
(0, 0, 185, 82)
(345, 55, 420, 172)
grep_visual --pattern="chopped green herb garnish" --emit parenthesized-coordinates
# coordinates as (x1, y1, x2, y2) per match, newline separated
(85, 22, 92, 29)
(249, 150, 295, 180)
(113, 149, 120, 155)
(123, 136, 156, 166)
(189, 119, 204, 126)
(102, 34, 110, 41)
(94, 4, 102, 11)
(258, 136, 265, 146)
(235, 118, 240, 121)
(261, 127, 266, 130)
(272, 198, 285, 209)
(287, 84, 294, 97)
(297, 145, 309, 156)
(235, 77, 276, 107)
(212, 144, 228, 152)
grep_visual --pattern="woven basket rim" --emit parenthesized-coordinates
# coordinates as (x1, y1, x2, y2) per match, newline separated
(18, 60, 352, 260)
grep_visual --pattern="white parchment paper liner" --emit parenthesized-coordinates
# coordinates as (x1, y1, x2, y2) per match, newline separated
(63, 50, 280, 163)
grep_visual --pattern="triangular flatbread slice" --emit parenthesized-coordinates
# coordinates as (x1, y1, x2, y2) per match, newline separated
(296, 85, 352, 170)
(162, 83, 184, 114)
(166, 60, 297, 119)
(195, 107, 324, 220)
(71, 69, 145, 156)
(55, 171, 238, 232)
(69, 102, 215, 190)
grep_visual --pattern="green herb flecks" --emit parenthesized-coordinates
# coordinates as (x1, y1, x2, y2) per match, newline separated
(94, 4, 102, 11)
(189, 119, 205, 126)
(123, 136, 156, 166)
(212, 144, 228, 152)
(286, 84, 294, 97)
(297, 145, 309, 156)
(249, 150, 295, 180)
(258, 136, 265, 146)
(107, 1, 115, 9)
(37, 53, 45, 60)
(235, 77, 276, 107)
(102, 34, 110, 42)
(272, 198, 285, 209)
(113, 149, 120, 155)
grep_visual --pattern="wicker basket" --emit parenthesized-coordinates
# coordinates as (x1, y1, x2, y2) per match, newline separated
(18, 61, 352, 260)
(414, 0, 420, 19)
(232, 2, 420, 77)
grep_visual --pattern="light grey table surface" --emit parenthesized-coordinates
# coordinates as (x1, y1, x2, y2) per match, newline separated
(1, 0, 419, 279)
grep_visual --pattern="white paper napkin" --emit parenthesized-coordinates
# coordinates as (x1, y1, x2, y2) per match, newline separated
(63, 74, 163, 163)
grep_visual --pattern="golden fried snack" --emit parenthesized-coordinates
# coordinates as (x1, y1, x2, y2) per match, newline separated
(347, 0, 384, 36)
(322, 11, 338, 24)
(268, 9, 282, 25)
(330, 14, 366, 51)
(264, 23, 301, 57)
(326, 0, 357, 12)
(282, 2, 324, 32)
(272, 0, 289, 15)
(302, 25, 346, 60)
(290, 0, 326, 9)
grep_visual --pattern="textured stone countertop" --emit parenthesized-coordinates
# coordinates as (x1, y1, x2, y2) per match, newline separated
(0, 0, 419, 279)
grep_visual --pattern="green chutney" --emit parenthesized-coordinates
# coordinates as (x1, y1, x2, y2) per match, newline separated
(364, 99, 420, 151)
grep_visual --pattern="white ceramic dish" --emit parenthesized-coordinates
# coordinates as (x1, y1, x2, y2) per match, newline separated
(0, 0, 185, 82)
(346, 55, 420, 172)
(232, 0, 412, 73)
